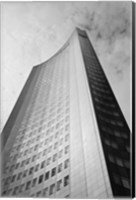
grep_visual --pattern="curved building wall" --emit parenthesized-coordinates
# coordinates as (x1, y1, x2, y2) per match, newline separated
(1, 28, 130, 198)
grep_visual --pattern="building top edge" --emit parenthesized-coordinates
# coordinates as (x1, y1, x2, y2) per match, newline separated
(32, 27, 87, 69)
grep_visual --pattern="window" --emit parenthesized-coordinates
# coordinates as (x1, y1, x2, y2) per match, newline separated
(43, 187, 48, 196)
(32, 155, 37, 162)
(41, 160, 46, 169)
(104, 139, 110, 146)
(45, 171, 50, 180)
(122, 177, 130, 189)
(26, 181, 31, 190)
(126, 146, 130, 153)
(124, 160, 130, 168)
(117, 121, 124, 127)
(59, 138, 63, 145)
(51, 167, 56, 177)
(65, 124, 69, 131)
(59, 150, 63, 158)
(58, 163, 62, 173)
(53, 153, 57, 162)
(65, 108, 69, 114)
(29, 147, 33, 154)
(29, 167, 34, 175)
(64, 175, 69, 186)
(113, 112, 119, 117)
(5, 177, 11, 185)
(7, 188, 12, 195)
(21, 160, 26, 167)
(54, 142, 58, 149)
(4, 165, 9, 174)
(15, 163, 20, 169)
(19, 183, 25, 193)
(11, 175, 16, 182)
(111, 142, 118, 149)
(34, 144, 38, 151)
(43, 149, 47, 156)
(56, 123, 60, 129)
(26, 157, 31, 164)
(55, 132, 59, 138)
(44, 139, 48, 145)
(37, 152, 42, 159)
(108, 154, 115, 163)
(32, 178, 37, 187)
(23, 170, 27, 177)
(57, 180, 62, 191)
(122, 133, 128, 139)
(113, 174, 121, 185)
(16, 145, 21, 151)
(65, 116, 69, 122)
(65, 146, 69, 154)
(36, 191, 42, 197)
(47, 157, 51, 165)
(116, 158, 124, 167)
(24, 149, 28, 156)
(17, 172, 22, 180)
(39, 174, 43, 184)
(49, 184, 55, 195)
(48, 146, 52, 153)
(50, 135, 53, 142)
(65, 134, 69, 142)
(114, 131, 121, 137)
(13, 186, 19, 195)
(35, 164, 39, 172)
(37, 135, 40, 141)
(64, 159, 69, 169)
(10, 165, 15, 172)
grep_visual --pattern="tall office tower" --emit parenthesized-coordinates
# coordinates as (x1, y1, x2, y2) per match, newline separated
(1, 28, 131, 198)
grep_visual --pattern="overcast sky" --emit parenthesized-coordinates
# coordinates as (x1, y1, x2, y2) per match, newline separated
(1, 2, 132, 131)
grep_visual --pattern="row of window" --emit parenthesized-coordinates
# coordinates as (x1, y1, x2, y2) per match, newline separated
(20, 91, 69, 127)
(91, 84, 111, 95)
(11, 128, 69, 155)
(113, 174, 130, 189)
(94, 96, 116, 108)
(96, 105, 119, 117)
(104, 138, 118, 149)
(29, 97, 69, 113)
(6, 146, 69, 174)
(3, 159, 69, 186)
(16, 120, 69, 144)
(93, 90, 113, 102)
(21, 114, 69, 135)
(98, 114, 124, 127)
(86, 67, 105, 80)
(23, 102, 69, 126)
(108, 154, 130, 169)
(101, 126, 128, 139)
(12, 132, 69, 157)
(31, 176, 69, 197)
(18, 117, 69, 141)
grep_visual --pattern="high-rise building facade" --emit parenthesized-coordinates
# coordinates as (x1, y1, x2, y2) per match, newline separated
(1, 28, 131, 198)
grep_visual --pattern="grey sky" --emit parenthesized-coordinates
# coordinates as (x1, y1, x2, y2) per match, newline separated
(1, 2, 132, 131)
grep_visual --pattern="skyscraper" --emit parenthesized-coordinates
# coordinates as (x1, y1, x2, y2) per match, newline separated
(1, 28, 131, 198)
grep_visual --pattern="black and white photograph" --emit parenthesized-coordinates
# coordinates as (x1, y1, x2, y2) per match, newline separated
(0, 1, 135, 198)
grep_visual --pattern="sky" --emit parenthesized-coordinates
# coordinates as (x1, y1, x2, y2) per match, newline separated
(1, 2, 132, 131)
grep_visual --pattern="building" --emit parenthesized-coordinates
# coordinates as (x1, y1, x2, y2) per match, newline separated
(1, 28, 131, 198)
